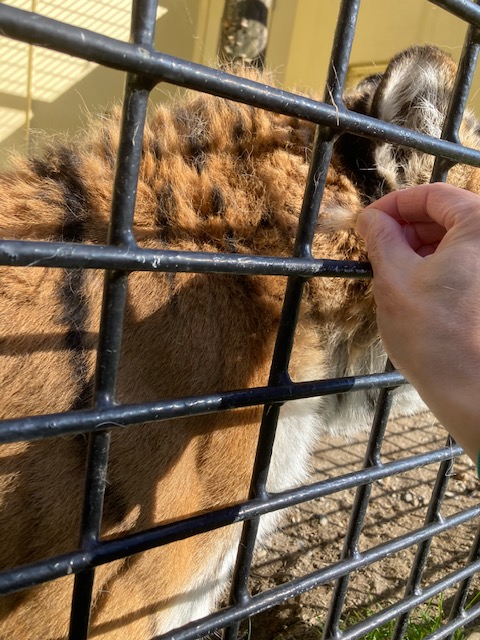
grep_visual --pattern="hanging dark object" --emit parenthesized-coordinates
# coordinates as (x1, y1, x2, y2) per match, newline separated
(218, 0, 272, 69)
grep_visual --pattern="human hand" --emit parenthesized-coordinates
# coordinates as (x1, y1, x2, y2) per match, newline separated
(356, 182, 480, 461)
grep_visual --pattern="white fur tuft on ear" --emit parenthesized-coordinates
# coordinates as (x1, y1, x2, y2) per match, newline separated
(370, 45, 456, 189)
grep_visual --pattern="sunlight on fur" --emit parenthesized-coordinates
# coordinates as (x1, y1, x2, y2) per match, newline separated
(1, 45, 480, 639)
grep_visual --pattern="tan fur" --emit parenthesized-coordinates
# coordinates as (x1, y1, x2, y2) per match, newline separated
(0, 46, 480, 639)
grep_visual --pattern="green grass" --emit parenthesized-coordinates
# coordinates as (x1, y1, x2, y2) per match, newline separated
(270, 592, 480, 640)
(256, 592, 480, 640)
(331, 592, 480, 640)
(341, 596, 449, 640)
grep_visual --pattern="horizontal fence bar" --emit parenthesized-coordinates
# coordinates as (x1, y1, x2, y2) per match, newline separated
(153, 511, 480, 640)
(0, 443, 463, 596)
(0, 239, 372, 278)
(425, 602, 480, 640)
(329, 561, 480, 640)
(428, 0, 480, 26)
(0, 4, 478, 640)
(0, 371, 406, 443)
(2, 6, 480, 169)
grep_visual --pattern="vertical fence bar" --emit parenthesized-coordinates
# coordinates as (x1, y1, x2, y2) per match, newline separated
(392, 20, 480, 639)
(67, 2, 158, 638)
(321, 364, 396, 640)
(445, 526, 480, 640)
(222, 2, 361, 638)
(391, 437, 456, 640)
(431, 10, 480, 182)
(0, 1, 480, 638)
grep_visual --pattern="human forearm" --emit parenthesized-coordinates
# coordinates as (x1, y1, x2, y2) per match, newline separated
(357, 183, 480, 465)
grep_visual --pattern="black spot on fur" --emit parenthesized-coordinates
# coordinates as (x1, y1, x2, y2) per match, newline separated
(262, 208, 273, 224)
(62, 270, 88, 352)
(32, 146, 93, 408)
(156, 183, 176, 239)
(189, 115, 211, 173)
(225, 229, 237, 253)
(210, 186, 226, 216)
(189, 134, 207, 173)
(58, 150, 89, 242)
(175, 105, 189, 128)
(30, 157, 51, 179)
(174, 105, 210, 173)
(56, 150, 90, 405)
(225, 102, 247, 147)
(31, 146, 90, 242)
(248, 105, 258, 138)
(151, 138, 163, 162)
(233, 115, 246, 143)
(61, 269, 91, 410)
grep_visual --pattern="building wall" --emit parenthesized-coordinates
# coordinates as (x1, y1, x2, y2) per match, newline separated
(267, 0, 472, 94)
(0, 0, 478, 163)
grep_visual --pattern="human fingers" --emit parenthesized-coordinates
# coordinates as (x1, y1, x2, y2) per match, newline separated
(356, 207, 421, 277)
(402, 220, 446, 253)
(364, 182, 480, 230)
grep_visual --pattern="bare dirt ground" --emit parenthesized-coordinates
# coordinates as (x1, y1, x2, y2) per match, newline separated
(242, 412, 480, 639)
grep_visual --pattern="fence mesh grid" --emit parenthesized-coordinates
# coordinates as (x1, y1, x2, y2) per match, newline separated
(0, 0, 479, 639)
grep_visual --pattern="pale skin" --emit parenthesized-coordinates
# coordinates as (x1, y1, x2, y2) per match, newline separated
(356, 182, 480, 464)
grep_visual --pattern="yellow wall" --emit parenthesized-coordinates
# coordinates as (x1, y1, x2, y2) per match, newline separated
(267, 0, 472, 96)
(0, 0, 479, 162)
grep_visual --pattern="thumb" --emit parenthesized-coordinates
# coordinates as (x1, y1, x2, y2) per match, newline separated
(356, 208, 420, 276)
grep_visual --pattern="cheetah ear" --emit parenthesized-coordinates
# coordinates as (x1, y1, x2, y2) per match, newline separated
(369, 45, 457, 188)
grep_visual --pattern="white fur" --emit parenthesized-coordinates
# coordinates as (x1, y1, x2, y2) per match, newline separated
(152, 573, 218, 635)
(375, 57, 448, 189)
(153, 375, 426, 635)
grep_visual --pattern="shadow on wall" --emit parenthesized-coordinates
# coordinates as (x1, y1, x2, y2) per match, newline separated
(0, 0, 212, 166)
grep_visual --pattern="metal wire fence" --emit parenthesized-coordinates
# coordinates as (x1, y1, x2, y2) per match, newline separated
(0, 0, 479, 639)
